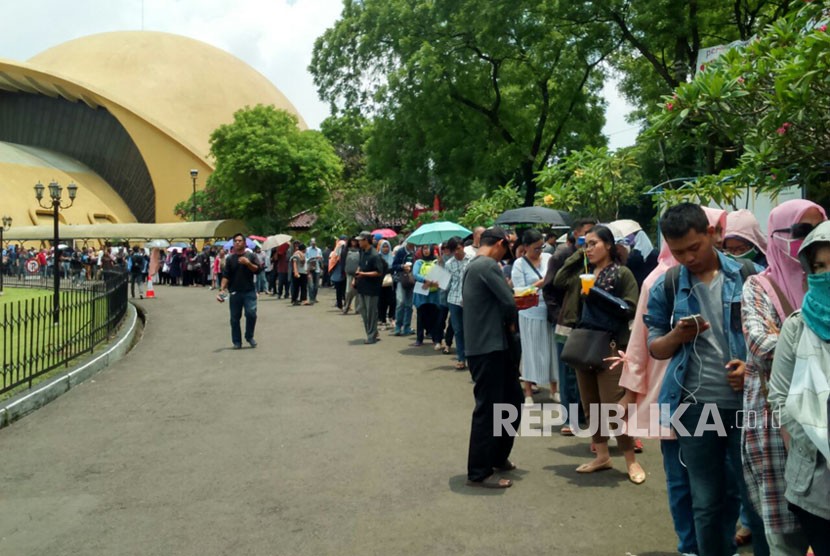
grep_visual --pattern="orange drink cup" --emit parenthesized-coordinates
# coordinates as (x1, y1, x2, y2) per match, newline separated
(579, 273, 596, 295)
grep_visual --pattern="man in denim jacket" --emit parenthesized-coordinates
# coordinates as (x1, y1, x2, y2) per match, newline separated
(644, 203, 766, 556)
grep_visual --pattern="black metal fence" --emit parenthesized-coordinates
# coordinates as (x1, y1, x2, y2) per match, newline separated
(0, 269, 129, 396)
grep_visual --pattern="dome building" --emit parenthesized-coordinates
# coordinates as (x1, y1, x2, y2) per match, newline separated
(0, 31, 305, 228)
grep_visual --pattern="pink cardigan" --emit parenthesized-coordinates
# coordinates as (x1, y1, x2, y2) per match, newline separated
(618, 243, 676, 439)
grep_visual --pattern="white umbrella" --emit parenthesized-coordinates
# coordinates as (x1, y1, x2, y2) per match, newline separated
(261, 234, 292, 250)
(146, 239, 170, 249)
(608, 219, 642, 238)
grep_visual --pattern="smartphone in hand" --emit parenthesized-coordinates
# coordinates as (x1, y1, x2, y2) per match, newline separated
(679, 314, 707, 328)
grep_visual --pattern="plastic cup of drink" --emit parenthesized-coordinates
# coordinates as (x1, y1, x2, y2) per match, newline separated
(579, 273, 596, 295)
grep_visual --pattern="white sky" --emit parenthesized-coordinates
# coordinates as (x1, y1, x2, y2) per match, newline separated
(0, 0, 637, 149)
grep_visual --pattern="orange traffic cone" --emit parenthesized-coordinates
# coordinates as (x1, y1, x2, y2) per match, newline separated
(145, 275, 155, 299)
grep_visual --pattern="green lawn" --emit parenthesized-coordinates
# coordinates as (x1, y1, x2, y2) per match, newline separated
(0, 287, 51, 306)
(1, 286, 109, 399)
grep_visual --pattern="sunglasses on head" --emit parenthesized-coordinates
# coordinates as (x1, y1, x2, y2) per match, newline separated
(773, 222, 815, 240)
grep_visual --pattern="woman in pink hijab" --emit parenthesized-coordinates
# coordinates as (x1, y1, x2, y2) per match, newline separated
(701, 206, 727, 249)
(724, 209, 768, 268)
(740, 199, 826, 553)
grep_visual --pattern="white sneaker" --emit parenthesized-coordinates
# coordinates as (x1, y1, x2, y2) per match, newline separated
(433, 343, 443, 351)
(550, 392, 561, 403)
(524, 396, 534, 408)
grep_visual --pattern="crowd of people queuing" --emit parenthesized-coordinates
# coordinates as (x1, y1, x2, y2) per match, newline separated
(307, 200, 828, 556)
(20, 199, 822, 556)
(0, 242, 150, 294)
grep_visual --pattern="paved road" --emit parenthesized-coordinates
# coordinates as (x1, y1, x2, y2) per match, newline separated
(0, 285, 698, 555)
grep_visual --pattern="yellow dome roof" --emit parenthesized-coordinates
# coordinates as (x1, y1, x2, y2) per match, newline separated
(28, 31, 307, 161)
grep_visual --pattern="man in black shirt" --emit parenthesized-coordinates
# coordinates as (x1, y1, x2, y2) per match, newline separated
(462, 227, 522, 488)
(219, 233, 261, 349)
(354, 231, 384, 344)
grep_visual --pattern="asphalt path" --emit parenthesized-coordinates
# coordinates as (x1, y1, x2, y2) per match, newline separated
(0, 285, 721, 555)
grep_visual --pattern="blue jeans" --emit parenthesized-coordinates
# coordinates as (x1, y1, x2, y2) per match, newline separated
(228, 290, 257, 346)
(676, 404, 744, 556)
(395, 283, 414, 333)
(256, 271, 267, 293)
(448, 304, 465, 362)
(556, 341, 583, 422)
(661, 439, 697, 554)
(308, 271, 319, 302)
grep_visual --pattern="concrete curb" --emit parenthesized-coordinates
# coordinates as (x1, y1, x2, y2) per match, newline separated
(0, 302, 142, 429)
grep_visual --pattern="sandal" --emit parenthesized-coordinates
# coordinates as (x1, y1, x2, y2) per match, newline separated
(734, 527, 752, 547)
(633, 438, 644, 453)
(442, 346, 451, 354)
(454, 361, 467, 370)
(560, 426, 574, 436)
(493, 460, 517, 473)
(466, 475, 512, 489)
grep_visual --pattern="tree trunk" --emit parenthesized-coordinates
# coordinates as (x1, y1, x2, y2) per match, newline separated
(521, 160, 536, 206)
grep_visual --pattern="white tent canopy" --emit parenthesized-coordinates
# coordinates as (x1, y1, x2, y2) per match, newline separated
(3, 220, 247, 241)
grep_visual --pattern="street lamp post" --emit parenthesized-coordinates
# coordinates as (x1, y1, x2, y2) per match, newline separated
(34, 180, 77, 324)
(0, 215, 11, 294)
(190, 169, 198, 221)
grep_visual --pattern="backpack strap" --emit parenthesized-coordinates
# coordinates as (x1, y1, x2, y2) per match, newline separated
(663, 265, 681, 320)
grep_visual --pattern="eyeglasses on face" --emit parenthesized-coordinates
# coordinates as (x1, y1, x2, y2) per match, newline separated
(772, 222, 815, 240)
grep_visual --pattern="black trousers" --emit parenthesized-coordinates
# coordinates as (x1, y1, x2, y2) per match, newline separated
(416, 303, 442, 344)
(276, 272, 289, 297)
(378, 285, 396, 323)
(789, 503, 830, 556)
(333, 279, 346, 308)
(467, 349, 523, 481)
(291, 274, 307, 303)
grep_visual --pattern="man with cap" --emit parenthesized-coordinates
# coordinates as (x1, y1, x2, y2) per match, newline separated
(354, 231, 385, 344)
(463, 227, 522, 488)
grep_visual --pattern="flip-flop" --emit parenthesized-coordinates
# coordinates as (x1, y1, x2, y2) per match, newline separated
(560, 426, 574, 436)
(493, 460, 517, 473)
(454, 362, 467, 370)
(576, 459, 613, 473)
(466, 475, 512, 489)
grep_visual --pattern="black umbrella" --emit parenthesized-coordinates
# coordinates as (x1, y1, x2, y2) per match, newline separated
(495, 207, 572, 228)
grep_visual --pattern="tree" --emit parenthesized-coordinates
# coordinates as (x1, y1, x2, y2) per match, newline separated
(587, 0, 793, 119)
(310, 0, 616, 206)
(173, 183, 232, 221)
(645, 2, 830, 208)
(535, 147, 642, 221)
(458, 184, 522, 229)
(206, 105, 342, 233)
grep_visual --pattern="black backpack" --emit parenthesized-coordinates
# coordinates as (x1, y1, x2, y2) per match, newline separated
(130, 253, 144, 273)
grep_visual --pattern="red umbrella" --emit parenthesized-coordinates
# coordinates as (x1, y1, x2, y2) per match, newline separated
(371, 228, 397, 239)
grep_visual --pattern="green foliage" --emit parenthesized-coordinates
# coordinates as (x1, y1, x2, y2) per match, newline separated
(311, 0, 614, 206)
(407, 209, 465, 233)
(206, 105, 342, 234)
(645, 2, 830, 205)
(535, 147, 643, 221)
(173, 184, 231, 221)
(595, 0, 792, 120)
(458, 184, 522, 229)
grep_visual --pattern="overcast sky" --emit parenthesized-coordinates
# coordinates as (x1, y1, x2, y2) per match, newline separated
(0, 0, 637, 149)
